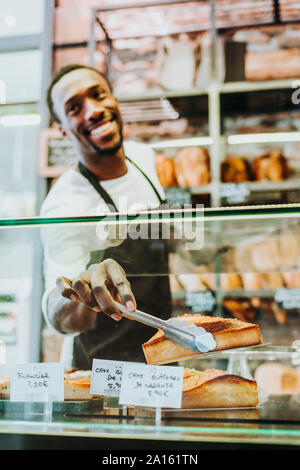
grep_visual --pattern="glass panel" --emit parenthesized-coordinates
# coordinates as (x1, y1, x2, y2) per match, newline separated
(0, 104, 39, 217)
(0, 0, 45, 38)
(1, 207, 300, 437)
(0, 50, 42, 103)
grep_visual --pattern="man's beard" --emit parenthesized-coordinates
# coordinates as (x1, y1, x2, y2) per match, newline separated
(86, 129, 123, 157)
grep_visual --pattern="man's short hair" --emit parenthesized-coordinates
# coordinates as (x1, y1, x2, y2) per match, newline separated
(46, 64, 113, 123)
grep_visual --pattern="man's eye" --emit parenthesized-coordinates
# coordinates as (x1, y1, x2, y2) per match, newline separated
(94, 91, 106, 100)
(68, 104, 80, 114)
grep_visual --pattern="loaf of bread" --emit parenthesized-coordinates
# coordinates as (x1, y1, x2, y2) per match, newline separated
(142, 313, 262, 364)
(182, 368, 258, 408)
(175, 146, 210, 187)
(155, 153, 178, 188)
(221, 156, 252, 183)
(252, 151, 289, 181)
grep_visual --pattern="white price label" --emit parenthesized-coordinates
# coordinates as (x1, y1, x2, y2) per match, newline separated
(10, 363, 64, 402)
(119, 364, 184, 409)
(90, 359, 140, 397)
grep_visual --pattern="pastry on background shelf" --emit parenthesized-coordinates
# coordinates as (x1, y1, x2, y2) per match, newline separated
(223, 299, 256, 322)
(182, 368, 258, 409)
(279, 230, 300, 269)
(252, 151, 289, 181)
(142, 313, 262, 364)
(282, 272, 300, 289)
(176, 273, 209, 292)
(221, 156, 253, 183)
(254, 362, 300, 395)
(175, 146, 210, 187)
(220, 273, 243, 290)
(250, 238, 281, 272)
(240, 273, 262, 290)
(250, 298, 287, 325)
(155, 153, 178, 188)
(260, 272, 285, 289)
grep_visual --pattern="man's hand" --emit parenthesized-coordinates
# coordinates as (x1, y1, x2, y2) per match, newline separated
(56, 259, 136, 321)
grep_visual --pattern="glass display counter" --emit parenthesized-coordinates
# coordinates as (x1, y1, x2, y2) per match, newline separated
(1, 204, 300, 450)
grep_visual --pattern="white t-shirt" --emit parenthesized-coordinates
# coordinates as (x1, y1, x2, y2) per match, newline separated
(40, 141, 165, 364)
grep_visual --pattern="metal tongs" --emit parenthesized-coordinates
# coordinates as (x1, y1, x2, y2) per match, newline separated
(115, 301, 217, 353)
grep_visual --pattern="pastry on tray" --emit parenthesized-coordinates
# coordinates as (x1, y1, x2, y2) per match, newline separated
(142, 313, 262, 364)
(181, 368, 258, 409)
(64, 369, 102, 401)
(0, 376, 10, 399)
(0, 370, 102, 401)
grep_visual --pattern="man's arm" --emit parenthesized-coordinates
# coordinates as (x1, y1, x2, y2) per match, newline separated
(45, 259, 136, 335)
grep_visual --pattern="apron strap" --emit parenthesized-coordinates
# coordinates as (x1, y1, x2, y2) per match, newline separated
(78, 156, 165, 212)
(78, 161, 118, 211)
(125, 156, 165, 205)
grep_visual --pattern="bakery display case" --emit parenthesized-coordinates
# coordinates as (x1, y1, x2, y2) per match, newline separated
(1, 204, 300, 449)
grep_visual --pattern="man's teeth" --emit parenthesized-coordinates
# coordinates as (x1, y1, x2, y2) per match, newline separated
(90, 121, 112, 135)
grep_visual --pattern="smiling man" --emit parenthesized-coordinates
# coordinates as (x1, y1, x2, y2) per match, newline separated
(41, 64, 171, 369)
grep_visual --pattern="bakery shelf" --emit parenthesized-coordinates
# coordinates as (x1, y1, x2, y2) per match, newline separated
(219, 78, 300, 94)
(227, 132, 300, 145)
(149, 136, 212, 149)
(220, 178, 300, 193)
(117, 88, 209, 103)
(116, 78, 300, 103)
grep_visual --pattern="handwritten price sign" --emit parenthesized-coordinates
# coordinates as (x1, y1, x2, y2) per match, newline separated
(10, 363, 64, 402)
(119, 364, 184, 408)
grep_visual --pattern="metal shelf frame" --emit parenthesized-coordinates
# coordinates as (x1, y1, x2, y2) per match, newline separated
(87, 0, 300, 208)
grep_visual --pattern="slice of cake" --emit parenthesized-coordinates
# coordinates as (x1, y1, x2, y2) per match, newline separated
(143, 313, 262, 364)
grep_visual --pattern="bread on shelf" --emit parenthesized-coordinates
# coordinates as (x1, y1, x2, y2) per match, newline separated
(252, 151, 289, 181)
(155, 153, 178, 188)
(175, 146, 210, 187)
(221, 156, 253, 183)
(142, 313, 262, 364)
(182, 368, 258, 408)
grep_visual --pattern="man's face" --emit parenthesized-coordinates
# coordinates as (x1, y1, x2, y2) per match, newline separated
(51, 68, 123, 157)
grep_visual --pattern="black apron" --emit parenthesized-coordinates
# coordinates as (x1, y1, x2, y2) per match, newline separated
(72, 157, 172, 369)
